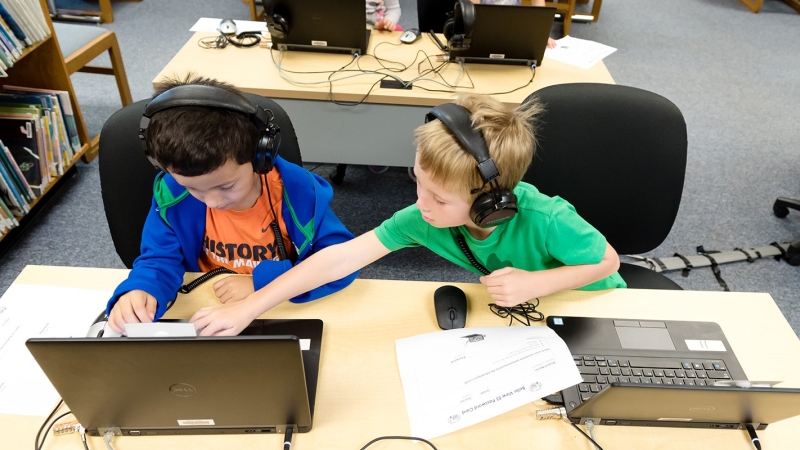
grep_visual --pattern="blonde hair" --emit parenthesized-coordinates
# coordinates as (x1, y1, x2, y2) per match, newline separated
(415, 94, 542, 201)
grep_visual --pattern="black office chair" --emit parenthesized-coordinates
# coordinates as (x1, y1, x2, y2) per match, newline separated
(98, 93, 302, 268)
(522, 83, 688, 290)
(417, 0, 455, 34)
(772, 198, 800, 266)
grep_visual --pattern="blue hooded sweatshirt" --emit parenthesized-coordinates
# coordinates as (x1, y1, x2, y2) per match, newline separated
(106, 156, 358, 319)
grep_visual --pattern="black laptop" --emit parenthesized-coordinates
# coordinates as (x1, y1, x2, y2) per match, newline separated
(547, 316, 800, 429)
(448, 5, 555, 66)
(26, 319, 323, 436)
(267, 0, 370, 55)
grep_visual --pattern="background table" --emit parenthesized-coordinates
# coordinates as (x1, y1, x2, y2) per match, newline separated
(153, 31, 614, 167)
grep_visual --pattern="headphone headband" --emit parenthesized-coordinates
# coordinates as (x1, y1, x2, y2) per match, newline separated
(139, 84, 280, 174)
(425, 103, 499, 184)
(425, 102, 517, 228)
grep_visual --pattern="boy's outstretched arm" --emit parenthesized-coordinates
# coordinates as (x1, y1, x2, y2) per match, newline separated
(191, 230, 392, 336)
(480, 243, 621, 307)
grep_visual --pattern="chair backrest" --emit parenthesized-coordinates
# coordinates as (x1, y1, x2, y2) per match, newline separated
(417, 0, 455, 34)
(99, 93, 302, 268)
(522, 83, 687, 255)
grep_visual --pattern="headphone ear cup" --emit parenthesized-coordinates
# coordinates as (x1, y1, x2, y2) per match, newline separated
(274, 15, 288, 39)
(267, 14, 288, 39)
(470, 190, 518, 228)
(443, 18, 454, 42)
(253, 125, 281, 174)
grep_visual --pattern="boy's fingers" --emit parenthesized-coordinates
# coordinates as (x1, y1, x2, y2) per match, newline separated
(132, 298, 153, 323)
(108, 312, 123, 333)
(119, 301, 139, 325)
(190, 306, 213, 323)
(213, 277, 229, 290)
(146, 296, 157, 320)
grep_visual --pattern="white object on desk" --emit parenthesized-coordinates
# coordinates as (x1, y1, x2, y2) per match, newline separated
(189, 17, 268, 34)
(545, 35, 617, 69)
(395, 326, 581, 439)
(124, 322, 198, 337)
(0, 284, 110, 416)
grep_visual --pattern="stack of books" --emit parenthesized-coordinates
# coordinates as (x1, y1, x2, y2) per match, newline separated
(0, 85, 82, 237)
(0, 0, 51, 75)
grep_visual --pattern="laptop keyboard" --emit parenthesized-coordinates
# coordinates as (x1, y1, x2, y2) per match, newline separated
(574, 355, 733, 402)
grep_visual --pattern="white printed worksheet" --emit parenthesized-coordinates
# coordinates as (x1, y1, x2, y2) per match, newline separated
(395, 326, 581, 439)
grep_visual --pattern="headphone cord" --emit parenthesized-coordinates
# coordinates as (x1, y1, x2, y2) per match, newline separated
(198, 31, 260, 49)
(179, 267, 236, 294)
(456, 231, 543, 325)
(263, 173, 290, 261)
(456, 232, 490, 276)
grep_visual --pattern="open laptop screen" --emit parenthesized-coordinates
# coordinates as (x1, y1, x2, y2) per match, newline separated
(268, 0, 370, 55)
(27, 319, 322, 436)
(449, 5, 555, 66)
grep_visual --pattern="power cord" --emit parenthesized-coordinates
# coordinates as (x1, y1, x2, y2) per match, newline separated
(103, 430, 116, 450)
(536, 406, 604, 450)
(35, 399, 71, 450)
(359, 436, 438, 450)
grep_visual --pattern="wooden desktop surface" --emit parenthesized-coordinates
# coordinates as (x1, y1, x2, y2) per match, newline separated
(6, 265, 800, 450)
(154, 31, 615, 107)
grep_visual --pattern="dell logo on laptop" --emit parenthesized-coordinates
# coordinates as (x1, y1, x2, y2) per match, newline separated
(169, 383, 197, 397)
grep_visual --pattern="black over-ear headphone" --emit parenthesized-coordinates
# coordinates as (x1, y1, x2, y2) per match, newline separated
(139, 84, 281, 174)
(443, 0, 475, 52)
(425, 103, 518, 228)
(263, 0, 289, 39)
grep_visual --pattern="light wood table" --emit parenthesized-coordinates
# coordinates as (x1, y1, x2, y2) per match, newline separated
(8, 265, 798, 450)
(154, 31, 614, 168)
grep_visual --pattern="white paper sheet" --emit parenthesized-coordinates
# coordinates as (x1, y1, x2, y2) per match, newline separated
(0, 284, 111, 416)
(544, 35, 617, 69)
(395, 326, 581, 439)
(189, 17, 268, 34)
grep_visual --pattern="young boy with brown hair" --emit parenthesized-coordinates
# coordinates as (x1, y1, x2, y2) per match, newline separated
(106, 75, 358, 333)
(191, 93, 625, 336)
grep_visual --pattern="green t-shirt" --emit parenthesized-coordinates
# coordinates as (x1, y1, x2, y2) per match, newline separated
(374, 182, 626, 290)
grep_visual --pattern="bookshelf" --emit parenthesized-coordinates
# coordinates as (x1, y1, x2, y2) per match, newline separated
(0, 0, 92, 256)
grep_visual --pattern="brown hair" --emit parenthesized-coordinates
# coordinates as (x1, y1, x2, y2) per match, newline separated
(146, 74, 258, 176)
(415, 94, 542, 200)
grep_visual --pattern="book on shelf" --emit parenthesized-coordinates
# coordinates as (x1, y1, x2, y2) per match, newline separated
(0, 190, 18, 228)
(0, 142, 29, 216)
(4, 85, 81, 157)
(0, 102, 62, 178)
(0, 0, 49, 45)
(0, 117, 42, 197)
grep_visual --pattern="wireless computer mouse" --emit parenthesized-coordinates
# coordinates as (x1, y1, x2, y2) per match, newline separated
(218, 18, 237, 35)
(400, 28, 421, 44)
(434, 285, 467, 330)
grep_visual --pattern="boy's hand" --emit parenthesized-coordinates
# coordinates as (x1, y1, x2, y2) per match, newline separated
(479, 267, 541, 308)
(547, 37, 557, 49)
(191, 300, 259, 336)
(374, 18, 396, 31)
(213, 274, 255, 304)
(108, 290, 157, 333)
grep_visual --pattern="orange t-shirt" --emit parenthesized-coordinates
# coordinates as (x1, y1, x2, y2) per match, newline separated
(198, 169, 295, 274)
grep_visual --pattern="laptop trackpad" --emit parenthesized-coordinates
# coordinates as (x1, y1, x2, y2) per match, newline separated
(616, 327, 676, 350)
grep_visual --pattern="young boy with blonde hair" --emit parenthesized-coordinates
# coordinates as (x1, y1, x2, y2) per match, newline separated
(191, 94, 626, 336)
